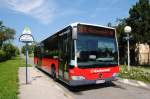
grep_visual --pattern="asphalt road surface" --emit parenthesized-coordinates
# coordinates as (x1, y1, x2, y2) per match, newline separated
(54, 80, 150, 99)
(26, 57, 150, 99)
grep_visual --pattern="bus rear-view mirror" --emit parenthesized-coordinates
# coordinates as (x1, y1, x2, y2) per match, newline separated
(72, 26, 77, 40)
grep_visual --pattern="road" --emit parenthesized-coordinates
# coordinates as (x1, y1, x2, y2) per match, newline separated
(54, 80, 150, 99)
(25, 57, 150, 99)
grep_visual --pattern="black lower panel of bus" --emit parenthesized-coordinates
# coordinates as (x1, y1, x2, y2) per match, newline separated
(69, 76, 117, 86)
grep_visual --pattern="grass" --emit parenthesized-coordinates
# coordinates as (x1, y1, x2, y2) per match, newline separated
(135, 66, 150, 73)
(0, 57, 20, 99)
(20, 57, 32, 67)
(119, 65, 150, 83)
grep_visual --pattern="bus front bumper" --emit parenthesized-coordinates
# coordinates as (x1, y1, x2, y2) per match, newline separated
(69, 77, 118, 86)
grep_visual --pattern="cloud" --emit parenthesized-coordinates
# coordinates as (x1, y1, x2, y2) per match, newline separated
(2, 0, 56, 24)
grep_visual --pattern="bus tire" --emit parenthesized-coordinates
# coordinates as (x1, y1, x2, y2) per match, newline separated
(51, 66, 57, 81)
(105, 81, 112, 86)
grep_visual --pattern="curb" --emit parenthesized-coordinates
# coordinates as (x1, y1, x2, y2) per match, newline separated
(116, 78, 150, 90)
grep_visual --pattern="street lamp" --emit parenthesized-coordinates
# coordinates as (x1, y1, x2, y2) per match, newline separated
(124, 26, 132, 70)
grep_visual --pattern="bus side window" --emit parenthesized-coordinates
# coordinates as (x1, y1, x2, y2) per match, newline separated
(60, 34, 67, 59)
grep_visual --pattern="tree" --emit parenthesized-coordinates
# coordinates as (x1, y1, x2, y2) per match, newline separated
(126, 0, 150, 44)
(107, 22, 112, 27)
(125, 0, 150, 65)
(0, 21, 16, 48)
(0, 21, 5, 48)
(21, 43, 35, 55)
(2, 43, 17, 59)
(0, 50, 6, 62)
(116, 0, 150, 65)
(116, 18, 128, 64)
(0, 21, 17, 61)
(0, 43, 19, 61)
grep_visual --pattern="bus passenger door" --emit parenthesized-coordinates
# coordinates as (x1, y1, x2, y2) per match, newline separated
(37, 48, 42, 67)
(58, 31, 70, 82)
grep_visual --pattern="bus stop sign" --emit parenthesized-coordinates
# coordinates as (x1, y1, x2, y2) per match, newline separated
(19, 26, 34, 84)
(19, 27, 34, 43)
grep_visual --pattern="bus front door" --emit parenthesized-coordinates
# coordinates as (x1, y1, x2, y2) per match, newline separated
(58, 31, 70, 82)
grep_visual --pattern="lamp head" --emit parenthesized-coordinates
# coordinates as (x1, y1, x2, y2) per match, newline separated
(124, 26, 131, 33)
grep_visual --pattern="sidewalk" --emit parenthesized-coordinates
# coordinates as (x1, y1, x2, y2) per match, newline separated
(18, 67, 73, 99)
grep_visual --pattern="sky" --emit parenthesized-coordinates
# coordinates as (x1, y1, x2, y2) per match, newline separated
(0, 0, 139, 47)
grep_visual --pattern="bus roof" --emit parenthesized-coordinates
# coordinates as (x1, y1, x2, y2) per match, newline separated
(40, 22, 115, 44)
(70, 22, 115, 30)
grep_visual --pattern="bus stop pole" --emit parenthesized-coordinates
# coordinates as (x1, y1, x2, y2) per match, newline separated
(25, 43, 28, 84)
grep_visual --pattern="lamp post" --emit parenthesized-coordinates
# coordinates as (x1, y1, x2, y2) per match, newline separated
(124, 26, 132, 70)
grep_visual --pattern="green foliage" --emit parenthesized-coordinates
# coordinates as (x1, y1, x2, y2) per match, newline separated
(21, 46, 26, 55)
(116, 0, 150, 65)
(3, 43, 16, 58)
(21, 44, 35, 56)
(116, 18, 126, 39)
(0, 57, 20, 99)
(15, 47, 20, 55)
(126, 0, 150, 43)
(0, 43, 19, 61)
(116, 18, 128, 64)
(0, 21, 17, 62)
(20, 58, 32, 67)
(0, 21, 16, 48)
(0, 50, 6, 62)
(107, 22, 112, 27)
(119, 65, 150, 83)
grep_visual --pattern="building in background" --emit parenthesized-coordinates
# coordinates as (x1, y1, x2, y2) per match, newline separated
(136, 43, 150, 65)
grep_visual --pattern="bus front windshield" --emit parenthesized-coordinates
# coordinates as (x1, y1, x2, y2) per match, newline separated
(76, 33, 118, 67)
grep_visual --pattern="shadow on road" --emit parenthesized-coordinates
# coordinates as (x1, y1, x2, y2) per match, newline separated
(67, 82, 116, 92)
(36, 67, 126, 93)
(57, 79, 127, 93)
(111, 83, 126, 90)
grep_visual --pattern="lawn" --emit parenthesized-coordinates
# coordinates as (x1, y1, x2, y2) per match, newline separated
(137, 66, 150, 73)
(20, 58, 32, 67)
(20, 55, 32, 67)
(119, 65, 150, 83)
(0, 57, 20, 99)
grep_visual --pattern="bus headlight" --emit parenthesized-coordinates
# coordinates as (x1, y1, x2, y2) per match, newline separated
(71, 76, 85, 80)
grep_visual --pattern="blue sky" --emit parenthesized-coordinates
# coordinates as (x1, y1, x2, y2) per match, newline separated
(0, 0, 138, 47)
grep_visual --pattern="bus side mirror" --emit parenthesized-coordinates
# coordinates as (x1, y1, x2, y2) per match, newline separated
(72, 26, 77, 40)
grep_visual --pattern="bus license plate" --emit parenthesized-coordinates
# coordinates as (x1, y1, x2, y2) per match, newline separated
(96, 80, 105, 84)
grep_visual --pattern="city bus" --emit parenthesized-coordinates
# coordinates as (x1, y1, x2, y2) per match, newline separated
(34, 22, 120, 86)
